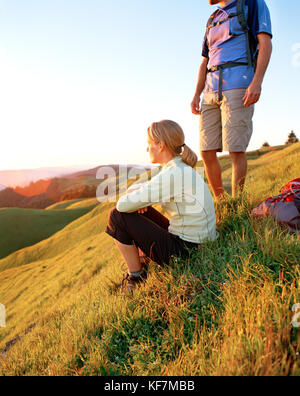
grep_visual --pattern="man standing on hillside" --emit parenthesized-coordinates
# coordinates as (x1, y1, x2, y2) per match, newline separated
(191, 0, 272, 199)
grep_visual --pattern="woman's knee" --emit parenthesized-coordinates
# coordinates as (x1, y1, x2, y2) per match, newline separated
(108, 207, 137, 227)
(108, 207, 122, 225)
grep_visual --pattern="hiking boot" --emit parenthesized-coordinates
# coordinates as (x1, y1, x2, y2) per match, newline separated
(121, 271, 147, 294)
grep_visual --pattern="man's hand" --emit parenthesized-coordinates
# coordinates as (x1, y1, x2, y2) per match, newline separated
(191, 58, 208, 115)
(191, 95, 201, 115)
(243, 33, 272, 108)
(243, 80, 262, 107)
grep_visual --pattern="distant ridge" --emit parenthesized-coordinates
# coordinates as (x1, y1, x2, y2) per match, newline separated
(0, 163, 156, 209)
(65, 164, 156, 179)
(0, 187, 55, 209)
(0, 184, 6, 191)
(0, 166, 92, 188)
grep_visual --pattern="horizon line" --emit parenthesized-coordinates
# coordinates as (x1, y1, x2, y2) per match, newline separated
(0, 143, 290, 173)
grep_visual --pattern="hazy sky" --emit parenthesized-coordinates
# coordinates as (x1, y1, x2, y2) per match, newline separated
(0, 0, 299, 171)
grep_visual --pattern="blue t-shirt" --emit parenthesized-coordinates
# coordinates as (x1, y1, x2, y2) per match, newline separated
(202, 0, 272, 93)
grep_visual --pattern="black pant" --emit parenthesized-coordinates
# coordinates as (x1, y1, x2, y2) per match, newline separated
(105, 206, 199, 266)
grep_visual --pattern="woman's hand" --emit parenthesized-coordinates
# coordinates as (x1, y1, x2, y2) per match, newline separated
(138, 207, 149, 214)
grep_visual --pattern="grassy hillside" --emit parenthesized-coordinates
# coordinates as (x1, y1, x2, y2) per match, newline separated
(197, 144, 292, 196)
(0, 202, 113, 273)
(0, 207, 94, 260)
(46, 198, 99, 211)
(0, 144, 299, 376)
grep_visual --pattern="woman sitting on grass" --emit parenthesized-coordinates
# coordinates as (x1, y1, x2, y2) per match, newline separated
(105, 120, 218, 292)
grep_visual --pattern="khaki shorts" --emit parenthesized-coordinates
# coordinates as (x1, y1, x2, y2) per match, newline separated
(199, 88, 255, 153)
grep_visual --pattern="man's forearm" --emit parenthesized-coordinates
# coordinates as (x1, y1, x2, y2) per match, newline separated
(195, 58, 208, 96)
(243, 34, 272, 107)
(252, 34, 273, 86)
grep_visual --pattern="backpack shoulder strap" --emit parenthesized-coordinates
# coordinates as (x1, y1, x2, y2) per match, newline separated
(236, 0, 248, 31)
(206, 10, 218, 31)
(237, 0, 254, 68)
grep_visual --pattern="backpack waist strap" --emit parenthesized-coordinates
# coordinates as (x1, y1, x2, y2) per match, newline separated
(207, 62, 249, 101)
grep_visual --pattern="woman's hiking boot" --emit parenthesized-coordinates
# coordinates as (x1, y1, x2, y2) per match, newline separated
(121, 270, 147, 294)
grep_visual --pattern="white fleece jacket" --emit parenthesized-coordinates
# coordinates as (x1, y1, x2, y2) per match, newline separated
(117, 156, 218, 244)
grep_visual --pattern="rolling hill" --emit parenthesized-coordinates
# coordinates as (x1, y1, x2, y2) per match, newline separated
(0, 206, 96, 261)
(0, 144, 299, 376)
(0, 187, 55, 209)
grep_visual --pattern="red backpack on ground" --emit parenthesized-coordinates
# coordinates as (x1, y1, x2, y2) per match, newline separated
(252, 178, 300, 235)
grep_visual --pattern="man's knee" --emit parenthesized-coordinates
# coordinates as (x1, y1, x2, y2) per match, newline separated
(201, 150, 218, 164)
(229, 151, 247, 164)
(229, 151, 246, 156)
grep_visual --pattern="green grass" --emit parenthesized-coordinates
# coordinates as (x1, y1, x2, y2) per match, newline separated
(0, 207, 94, 260)
(197, 144, 295, 195)
(0, 144, 299, 376)
(46, 198, 99, 211)
(0, 202, 113, 273)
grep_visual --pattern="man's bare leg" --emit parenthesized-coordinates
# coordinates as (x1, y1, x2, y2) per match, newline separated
(201, 150, 224, 199)
(230, 152, 248, 197)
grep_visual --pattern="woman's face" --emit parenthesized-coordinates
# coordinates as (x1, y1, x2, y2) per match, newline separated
(147, 135, 162, 164)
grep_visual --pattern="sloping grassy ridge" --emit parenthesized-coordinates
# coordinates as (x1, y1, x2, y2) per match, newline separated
(0, 144, 299, 376)
(0, 203, 113, 273)
(0, 207, 94, 260)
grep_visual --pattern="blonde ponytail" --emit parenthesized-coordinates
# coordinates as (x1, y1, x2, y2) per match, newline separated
(181, 144, 198, 168)
(148, 120, 198, 168)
